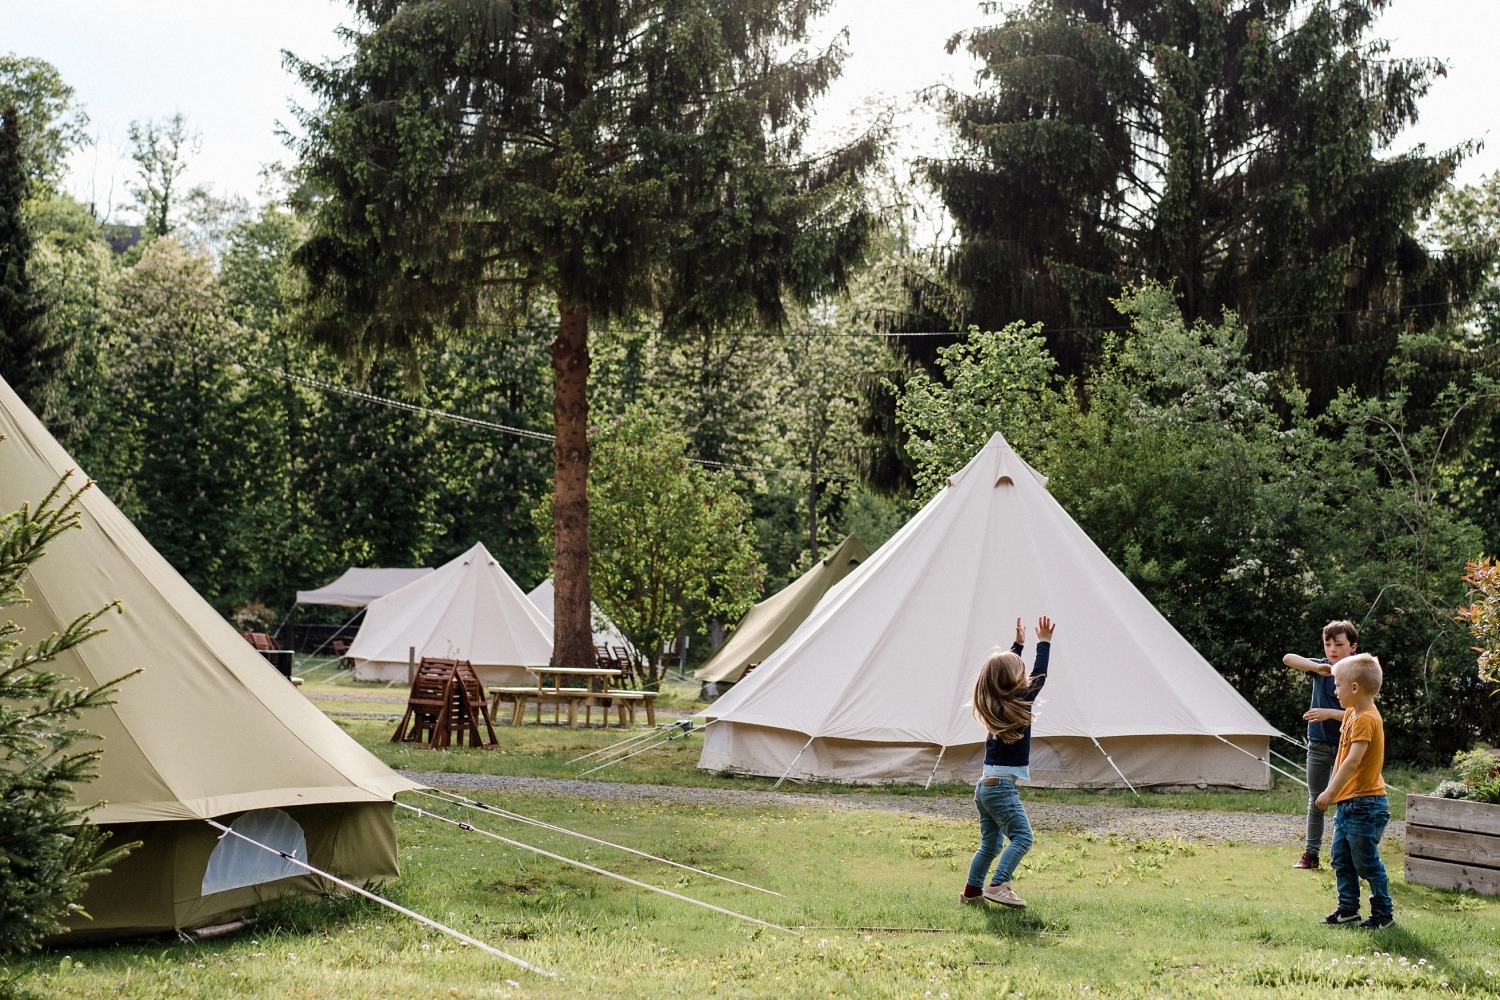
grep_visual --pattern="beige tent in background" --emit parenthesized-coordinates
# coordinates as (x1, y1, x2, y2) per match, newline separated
(347, 541, 552, 685)
(697, 433, 1282, 789)
(695, 533, 869, 686)
(0, 376, 420, 941)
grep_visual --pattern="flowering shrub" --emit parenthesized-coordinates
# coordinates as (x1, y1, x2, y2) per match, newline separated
(1435, 748, 1500, 804)
(1458, 558, 1500, 686)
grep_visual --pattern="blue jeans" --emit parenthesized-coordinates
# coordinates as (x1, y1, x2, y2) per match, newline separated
(1304, 741, 1338, 853)
(1330, 795, 1391, 918)
(966, 779, 1034, 887)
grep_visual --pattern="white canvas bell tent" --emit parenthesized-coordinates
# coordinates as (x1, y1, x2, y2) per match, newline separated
(296, 566, 435, 607)
(347, 541, 552, 685)
(697, 432, 1282, 789)
(696, 533, 870, 686)
(0, 376, 420, 941)
(526, 576, 633, 655)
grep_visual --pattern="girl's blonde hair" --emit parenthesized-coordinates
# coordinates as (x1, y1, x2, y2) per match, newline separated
(972, 650, 1034, 744)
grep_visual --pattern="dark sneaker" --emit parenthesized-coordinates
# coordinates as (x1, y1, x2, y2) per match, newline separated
(1324, 910, 1360, 925)
(1359, 914, 1394, 929)
(1293, 851, 1319, 870)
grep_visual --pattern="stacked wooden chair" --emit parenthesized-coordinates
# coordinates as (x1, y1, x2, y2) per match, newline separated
(391, 657, 499, 749)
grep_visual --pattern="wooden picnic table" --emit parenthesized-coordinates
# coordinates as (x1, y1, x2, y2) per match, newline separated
(488, 666, 656, 727)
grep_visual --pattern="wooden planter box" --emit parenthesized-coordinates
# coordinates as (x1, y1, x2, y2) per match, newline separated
(1405, 794, 1500, 896)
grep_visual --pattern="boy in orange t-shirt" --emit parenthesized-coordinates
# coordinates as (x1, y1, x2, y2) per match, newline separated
(1314, 653, 1391, 929)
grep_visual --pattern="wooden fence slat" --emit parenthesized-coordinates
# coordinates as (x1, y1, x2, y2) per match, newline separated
(1406, 795, 1500, 837)
(1405, 855, 1500, 895)
(1406, 825, 1500, 869)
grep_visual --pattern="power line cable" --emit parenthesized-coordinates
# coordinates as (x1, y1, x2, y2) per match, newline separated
(231, 354, 851, 482)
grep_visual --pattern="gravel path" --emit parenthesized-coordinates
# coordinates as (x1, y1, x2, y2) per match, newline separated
(400, 771, 1393, 847)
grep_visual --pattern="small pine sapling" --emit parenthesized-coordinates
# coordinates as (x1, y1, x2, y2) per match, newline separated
(0, 463, 137, 955)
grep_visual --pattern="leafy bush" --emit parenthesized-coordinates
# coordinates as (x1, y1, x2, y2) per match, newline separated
(1432, 749, 1500, 804)
(0, 470, 135, 954)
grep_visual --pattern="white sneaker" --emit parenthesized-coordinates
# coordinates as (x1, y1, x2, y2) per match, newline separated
(982, 881, 1026, 908)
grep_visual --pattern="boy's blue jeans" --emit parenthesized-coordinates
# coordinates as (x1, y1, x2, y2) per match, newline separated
(1330, 794, 1391, 918)
(966, 778, 1034, 887)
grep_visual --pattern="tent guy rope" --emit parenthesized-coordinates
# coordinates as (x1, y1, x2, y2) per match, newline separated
(577, 719, 707, 776)
(203, 819, 552, 977)
(568, 720, 690, 764)
(1212, 735, 1305, 788)
(413, 788, 781, 896)
(396, 802, 794, 935)
(1089, 737, 1138, 796)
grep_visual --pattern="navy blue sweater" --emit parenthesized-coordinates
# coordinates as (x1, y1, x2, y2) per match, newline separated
(982, 640, 1050, 767)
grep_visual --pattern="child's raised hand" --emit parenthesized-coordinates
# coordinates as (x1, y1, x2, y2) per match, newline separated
(1014, 617, 1025, 645)
(1036, 616, 1055, 642)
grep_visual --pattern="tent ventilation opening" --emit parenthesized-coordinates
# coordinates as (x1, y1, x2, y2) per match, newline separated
(202, 809, 308, 896)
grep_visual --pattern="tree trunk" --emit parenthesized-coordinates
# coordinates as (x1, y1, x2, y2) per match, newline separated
(550, 299, 593, 669)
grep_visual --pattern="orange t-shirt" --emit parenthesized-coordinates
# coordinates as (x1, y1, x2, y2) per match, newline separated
(1329, 705, 1385, 802)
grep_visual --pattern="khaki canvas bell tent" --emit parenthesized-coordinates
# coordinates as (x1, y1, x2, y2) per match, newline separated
(697, 433, 1282, 789)
(347, 541, 552, 685)
(295, 566, 435, 607)
(695, 533, 870, 686)
(0, 376, 420, 941)
(526, 576, 633, 654)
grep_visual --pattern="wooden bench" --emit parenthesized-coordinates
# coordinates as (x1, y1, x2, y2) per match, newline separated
(489, 685, 657, 727)
(595, 689, 657, 727)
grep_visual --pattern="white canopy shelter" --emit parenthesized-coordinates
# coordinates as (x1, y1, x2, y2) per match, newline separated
(348, 542, 553, 685)
(697, 432, 1282, 789)
(296, 567, 434, 607)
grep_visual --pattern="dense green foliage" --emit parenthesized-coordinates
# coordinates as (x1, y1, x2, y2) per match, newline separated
(0, 469, 133, 956)
(920, 0, 1491, 407)
(37, 206, 556, 619)
(0, 54, 88, 191)
(590, 303, 896, 593)
(0, 100, 68, 422)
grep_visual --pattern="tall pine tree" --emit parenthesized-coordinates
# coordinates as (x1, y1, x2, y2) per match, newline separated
(921, 0, 1491, 406)
(0, 100, 68, 420)
(290, 0, 878, 668)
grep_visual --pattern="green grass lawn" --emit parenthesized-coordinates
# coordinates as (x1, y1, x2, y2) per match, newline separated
(18, 791, 1500, 998)
(8, 670, 1488, 998)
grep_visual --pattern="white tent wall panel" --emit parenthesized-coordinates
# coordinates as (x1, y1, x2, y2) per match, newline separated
(699, 723, 1272, 790)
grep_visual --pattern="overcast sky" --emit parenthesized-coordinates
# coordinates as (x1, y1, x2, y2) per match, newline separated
(4, 0, 1497, 224)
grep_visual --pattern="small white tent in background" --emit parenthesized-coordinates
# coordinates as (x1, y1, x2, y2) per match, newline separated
(296, 567, 435, 607)
(698, 432, 1282, 789)
(348, 542, 553, 685)
(526, 577, 634, 656)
